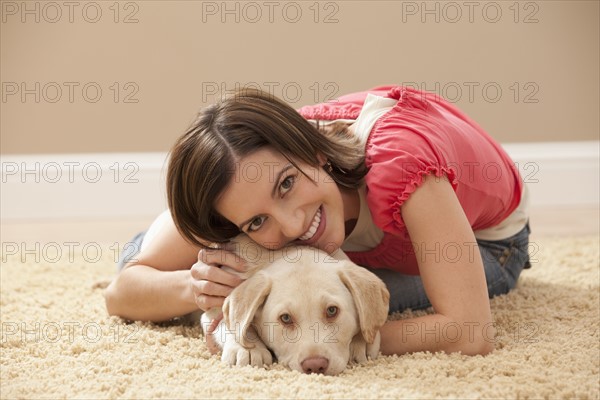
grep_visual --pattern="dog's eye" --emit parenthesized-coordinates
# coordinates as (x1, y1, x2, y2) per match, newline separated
(279, 313, 293, 325)
(326, 306, 338, 318)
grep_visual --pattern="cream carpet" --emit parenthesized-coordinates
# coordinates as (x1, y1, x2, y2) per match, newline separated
(1, 235, 599, 399)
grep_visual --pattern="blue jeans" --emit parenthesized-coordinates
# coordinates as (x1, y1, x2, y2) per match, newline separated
(369, 223, 532, 314)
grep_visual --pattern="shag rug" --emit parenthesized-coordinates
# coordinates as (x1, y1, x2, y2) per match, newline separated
(1, 235, 599, 400)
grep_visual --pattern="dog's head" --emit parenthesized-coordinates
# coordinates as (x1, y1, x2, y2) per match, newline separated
(222, 245, 389, 375)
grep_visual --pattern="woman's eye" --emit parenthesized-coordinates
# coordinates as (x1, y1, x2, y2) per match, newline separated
(247, 216, 266, 232)
(326, 306, 338, 318)
(279, 175, 295, 196)
(280, 313, 293, 325)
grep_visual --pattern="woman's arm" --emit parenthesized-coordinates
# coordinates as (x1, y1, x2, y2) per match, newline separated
(104, 213, 247, 322)
(104, 214, 201, 322)
(379, 174, 495, 356)
(104, 266, 198, 322)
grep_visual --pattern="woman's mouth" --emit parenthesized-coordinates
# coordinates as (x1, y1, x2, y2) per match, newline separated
(297, 206, 325, 245)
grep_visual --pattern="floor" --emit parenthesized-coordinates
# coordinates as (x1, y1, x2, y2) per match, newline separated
(1, 206, 598, 245)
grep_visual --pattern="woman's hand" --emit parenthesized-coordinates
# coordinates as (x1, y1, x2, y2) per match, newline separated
(189, 248, 247, 312)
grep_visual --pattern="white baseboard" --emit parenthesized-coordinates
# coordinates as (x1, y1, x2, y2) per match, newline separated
(1, 141, 598, 221)
(502, 141, 599, 208)
(0, 152, 169, 221)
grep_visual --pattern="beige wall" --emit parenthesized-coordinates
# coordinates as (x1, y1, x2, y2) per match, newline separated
(1, 0, 598, 154)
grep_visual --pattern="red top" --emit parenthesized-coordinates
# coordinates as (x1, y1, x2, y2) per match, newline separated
(298, 86, 523, 275)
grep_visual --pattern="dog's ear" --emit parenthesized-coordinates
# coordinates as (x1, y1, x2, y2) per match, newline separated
(338, 263, 390, 344)
(222, 272, 272, 348)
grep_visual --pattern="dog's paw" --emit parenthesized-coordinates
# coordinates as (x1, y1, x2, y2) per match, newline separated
(222, 341, 273, 368)
(349, 331, 381, 364)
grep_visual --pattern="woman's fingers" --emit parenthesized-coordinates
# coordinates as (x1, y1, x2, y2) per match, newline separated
(191, 278, 234, 299)
(194, 293, 225, 311)
(189, 248, 248, 312)
(198, 248, 247, 273)
(190, 261, 244, 288)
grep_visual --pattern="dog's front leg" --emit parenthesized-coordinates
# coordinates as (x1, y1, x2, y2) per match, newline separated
(349, 331, 381, 364)
(201, 309, 226, 355)
(201, 312, 272, 366)
(221, 324, 273, 368)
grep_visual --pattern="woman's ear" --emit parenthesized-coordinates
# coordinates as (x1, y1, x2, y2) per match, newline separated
(316, 152, 328, 167)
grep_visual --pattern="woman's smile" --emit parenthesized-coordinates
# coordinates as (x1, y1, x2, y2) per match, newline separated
(296, 205, 325, 245)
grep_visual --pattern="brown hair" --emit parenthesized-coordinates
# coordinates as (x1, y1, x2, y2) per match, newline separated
(167, 88, 367, 247)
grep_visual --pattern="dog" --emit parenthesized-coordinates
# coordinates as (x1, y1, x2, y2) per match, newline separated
(201, 235, 390, 375)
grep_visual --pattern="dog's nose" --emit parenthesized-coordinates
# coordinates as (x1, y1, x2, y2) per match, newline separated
(301, 357, 329, 374)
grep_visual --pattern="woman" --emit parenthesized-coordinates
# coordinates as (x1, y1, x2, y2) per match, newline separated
(105, 85, 531, 356)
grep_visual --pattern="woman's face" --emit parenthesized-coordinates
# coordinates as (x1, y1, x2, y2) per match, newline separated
(215, 147, 350, 253)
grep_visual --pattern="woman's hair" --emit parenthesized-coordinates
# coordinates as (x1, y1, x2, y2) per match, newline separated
(167, 88, 367, 247)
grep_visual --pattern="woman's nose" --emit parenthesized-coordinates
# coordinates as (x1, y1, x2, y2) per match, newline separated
(276, 209, 306, 241)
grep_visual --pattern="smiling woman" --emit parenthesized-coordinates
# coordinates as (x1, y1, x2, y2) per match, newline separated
(104, 86, 531, 357)
(166, 89, 366, 250)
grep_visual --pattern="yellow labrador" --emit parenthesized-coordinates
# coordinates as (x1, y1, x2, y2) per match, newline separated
(201, 235, 390, 375)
